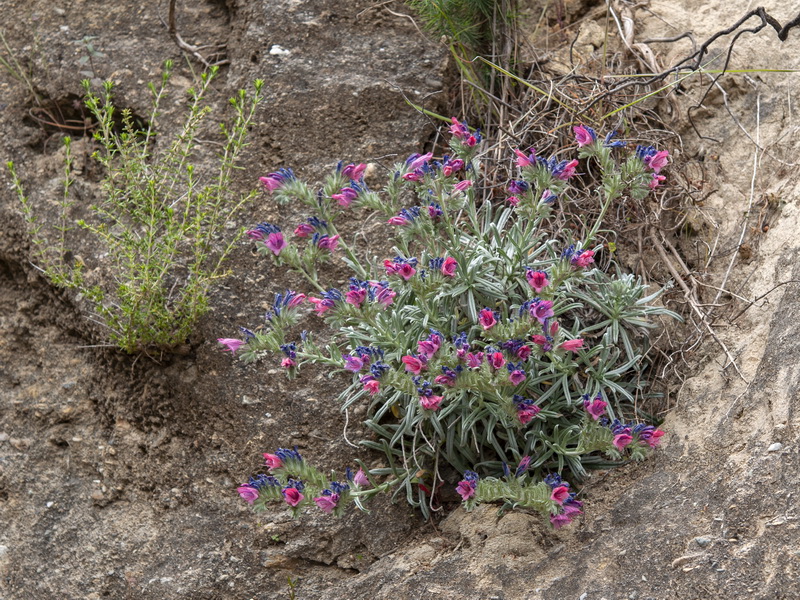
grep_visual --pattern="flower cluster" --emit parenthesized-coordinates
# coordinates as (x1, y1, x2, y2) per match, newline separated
(224, 117, 675, 526)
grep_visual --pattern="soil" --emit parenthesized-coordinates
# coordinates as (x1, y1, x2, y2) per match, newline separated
(1, 1, 799, 600)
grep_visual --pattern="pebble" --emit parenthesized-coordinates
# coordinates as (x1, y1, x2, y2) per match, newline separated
(269, 45, 291, 56)
(62, 381, 77, 390)
(0, 432, 8, 442)
(0, 545, 8, 558)
(767, 443, 783, 453)
(695, 537, 711, 548)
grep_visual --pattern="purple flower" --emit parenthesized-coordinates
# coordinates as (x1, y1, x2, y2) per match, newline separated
(316, 234, 340, 252)
(573, 125, 597, 147)
(507, 180, 529, 195)
(294, 223, 315, 237)
(449, 117, 470, 139)
(465, 352, 484, 368)
(237, 485, 259, 504)
(550, 513, 574, 529)
(343, 355, 365, 372)
(515, 456, 532, 477)
(442, 157, 464, 177)
(649, 173, 667, 190)
(508, 368, 526, 385)
(540, 189, 556, 204)
(218, 338, 245, 353)
(530, 300, 555, 324)
(345, 288, 367, 307)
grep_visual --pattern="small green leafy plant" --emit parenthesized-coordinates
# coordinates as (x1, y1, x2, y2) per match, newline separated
(227, 120, 677, 527)
(9, 61, 264, 354)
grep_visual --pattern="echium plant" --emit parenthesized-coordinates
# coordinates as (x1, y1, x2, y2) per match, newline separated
(222, 118, 677, 527)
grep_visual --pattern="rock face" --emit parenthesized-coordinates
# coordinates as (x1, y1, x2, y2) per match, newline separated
(1, 0, 800, 599)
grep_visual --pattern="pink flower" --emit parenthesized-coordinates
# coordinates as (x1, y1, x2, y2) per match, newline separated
(517, 405, 540, 424)
(556, 159, 579, 180)
(317, 234, 339, 252)
(263, 453, 283, 470)
(465, 352, 484, 368)
(345, 288, 367, 307)
(397, 263, 416, 280)
(308, 297, 333, 315)
(540, 189, 556, 204)
(402, 355, 427, 375)
(449, 117, 470, 139)
(464, 134, 479, 147)
(363, 379, 380, 395)
(530, 300, 555, 324)
(383, 259, 399, 276)
(287, 293, 305, 308)
(373, 283, 396, 306)
(282, 487, 304, 507)
(417, 335, 442, 359)
(507, 195, 520, 206)
(550, 321, 560, 336)
(281, 357, 296, 369)
(266, 232, 287, 255)
(343, 355, 365, 372)
(218, 338, 245, 353)
(332, 187, 358, 207)
(408, 152, 433, 170)
(526, 269, 550, 293)
(613, 433, 633, 450)
(583, 397, 607, 420)
(551, 486, 570, 504)
(441, 256, 458, 277)
(645, 150, 669, 173)
(573, 125, 596, 147)
(531, 335, 548, 347)
(294, 223, 315, 237)
(513, 147, 537, 168)
(489, 351, 506, 370)
(479, 308, 497, 330)
(516, 345, 532, 360)
(509, 370, 526, 385)
(341, 162, 367, 180)
(647, 429, 665, 448)
(387, 216, 410, 226)
(559, 339, 585, 352)
(571, 250, 595, 268)
(453, 179, 473, 192)
(649, 173, 666, 190)
(442, 158, 464, 177)
(353, 468, 370, 487)
(314, 493, 340, 514)
(420, 395, 443, 411)
(237, 485, 259, 504)
(455, 480, 476, 500)
(402, 170, 423, 182)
